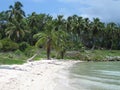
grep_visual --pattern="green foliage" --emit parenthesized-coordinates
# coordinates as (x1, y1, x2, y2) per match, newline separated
(0, 38, 19, 51)
(0, 52, 27, 65)
(0, 59, 25, 65)
(0, 42, 3, 49)
(14, 49, 24, 56)
(65, 50, 120, 61)
(24, 46, 39, 57)
(19, 42, 30, 51)
(34, 50, 46, 60)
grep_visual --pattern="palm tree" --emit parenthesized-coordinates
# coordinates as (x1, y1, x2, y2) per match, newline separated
(54, 15, 68, 58)
(6, 1, 25, 22)
(33, 16, 56, 59)
(5, 1, 27, 42)
(0, 11, 7, 39)
(34, 15, 68, 59)
(90, 18, 104, 49)
(27, 13, 47, 45)
(80, 18, 91, 48)
(5, 19, 27, 42)
(106, 22, 118, 49)
(55, 30, 68, 59)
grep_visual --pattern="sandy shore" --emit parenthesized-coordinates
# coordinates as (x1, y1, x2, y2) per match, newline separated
(0, 60, 81, 90)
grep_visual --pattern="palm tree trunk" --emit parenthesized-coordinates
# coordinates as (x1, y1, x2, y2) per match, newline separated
(47, 37, 51, 60)
(60, 49, 65, 59)
(60, 51, 64, 59)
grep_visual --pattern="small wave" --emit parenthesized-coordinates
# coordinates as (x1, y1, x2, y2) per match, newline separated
(97, 70, 120, 76)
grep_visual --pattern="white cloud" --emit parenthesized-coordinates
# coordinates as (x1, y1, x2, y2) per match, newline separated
(57, 0, 120, 22)
(83, 0, 120, 22)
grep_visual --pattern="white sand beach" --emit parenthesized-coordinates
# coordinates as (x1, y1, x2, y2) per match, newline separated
(0, 60, 81, 90)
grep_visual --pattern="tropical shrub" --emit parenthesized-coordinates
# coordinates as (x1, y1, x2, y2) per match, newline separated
(14, 49, 24, 56)
(0, 42, 3, 49)
(0, 38, 19, 51)
(19, 42, 30, 51)
(24, 46, 39, 57)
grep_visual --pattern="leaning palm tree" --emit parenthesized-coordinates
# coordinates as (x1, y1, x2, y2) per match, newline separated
(33, 18, 57, 59)
(34, 31, 58, 59)
(34, 15, 68, 59)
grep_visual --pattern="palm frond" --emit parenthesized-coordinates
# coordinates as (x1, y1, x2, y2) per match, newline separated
(33, 32, 46, 39)
(35, 37, 46, 47)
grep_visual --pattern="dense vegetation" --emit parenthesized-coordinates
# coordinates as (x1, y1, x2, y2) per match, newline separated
(0, 1, 120, 63)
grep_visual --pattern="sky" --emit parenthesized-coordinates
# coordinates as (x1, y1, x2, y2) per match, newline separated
(0, 0, 120, 23)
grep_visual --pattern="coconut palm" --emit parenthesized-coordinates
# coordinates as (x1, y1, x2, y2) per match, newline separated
(0, 11, 8, 39)
(33, 16, 56, 59)
(5, 2, 27, 42)
(34, 15, 68, 59)
(5, 19, 27, 42)
(6, 1, 25, 22)
(54, 15, 68, 58)
(55, 30, 68, 59)
(105, 22, 118, 49)
(90, 18, 104, 49)
(27, 13, 47, 45)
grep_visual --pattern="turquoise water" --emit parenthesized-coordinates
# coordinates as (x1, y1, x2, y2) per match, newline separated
(69, 62, 120, 90)
(55, 62, 120, 90)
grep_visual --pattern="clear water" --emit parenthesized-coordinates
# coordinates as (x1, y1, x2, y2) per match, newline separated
(55, 62, 120, 90)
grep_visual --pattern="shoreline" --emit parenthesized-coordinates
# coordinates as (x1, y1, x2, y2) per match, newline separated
(0, 59, 82, 90)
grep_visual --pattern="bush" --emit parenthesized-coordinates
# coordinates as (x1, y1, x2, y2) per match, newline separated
(24, 46, 39, 57)
(19, 42, 30, 51)
(14, 49, 24, 56)
(0, 38, 19, 51)
(0, 42, 3, 49)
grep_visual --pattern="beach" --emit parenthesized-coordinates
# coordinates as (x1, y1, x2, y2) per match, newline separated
(0, 60, 80, 90)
